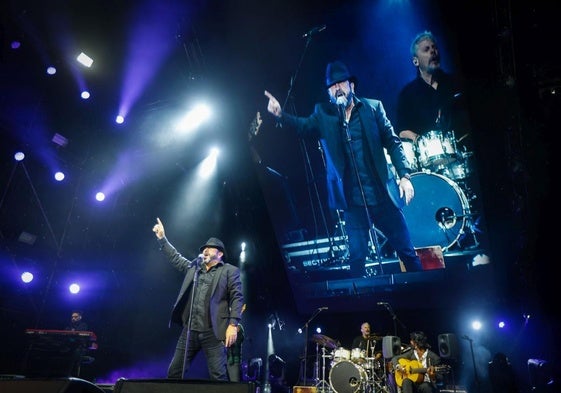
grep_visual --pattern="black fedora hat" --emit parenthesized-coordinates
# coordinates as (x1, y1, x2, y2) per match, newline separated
(199, 237, 227, 259)
(325, 61, 357, 88)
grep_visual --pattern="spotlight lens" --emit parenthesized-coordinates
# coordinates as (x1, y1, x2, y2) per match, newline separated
(21, 272, 34, 283)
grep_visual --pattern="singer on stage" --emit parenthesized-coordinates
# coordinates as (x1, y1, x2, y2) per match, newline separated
(265, 61, 422, 277)
(152, 217, 244, 381)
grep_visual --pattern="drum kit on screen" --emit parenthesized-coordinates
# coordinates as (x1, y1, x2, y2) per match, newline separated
(389, 129, 481, 252)
(311, 334, 391, 393)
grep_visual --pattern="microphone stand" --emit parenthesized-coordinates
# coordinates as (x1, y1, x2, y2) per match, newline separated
(281, 31, 336, 263)
(340, 114, 384, 273)
(182, 263, 200, 378)
(298, 308, 325, 386)
(462, 334, 480, 393)
(380, 303, 407, 338)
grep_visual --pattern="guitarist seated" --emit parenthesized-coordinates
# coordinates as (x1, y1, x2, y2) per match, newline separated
(391, 331, 444, 393)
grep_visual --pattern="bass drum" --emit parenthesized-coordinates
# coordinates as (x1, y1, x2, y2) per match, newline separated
(330, 360, 368, 393)
(402, 172, 470, 251)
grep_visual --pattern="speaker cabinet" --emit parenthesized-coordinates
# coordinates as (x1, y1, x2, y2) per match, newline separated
(438, 333, 460, 359)
(0, 377, 105, 393)
(114, 379, 256, 393)
(382, 336, 401, 358)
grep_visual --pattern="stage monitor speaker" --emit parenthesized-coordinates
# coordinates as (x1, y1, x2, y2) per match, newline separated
(438, 333, 460, 359)
(0, 377, 106, 393)
(114, 379, 256, 393)
(382, 336, 401, 358)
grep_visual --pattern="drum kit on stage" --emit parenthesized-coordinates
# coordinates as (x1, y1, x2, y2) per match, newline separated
(311, 334, 391, 393)
(388, 129, 482, 252)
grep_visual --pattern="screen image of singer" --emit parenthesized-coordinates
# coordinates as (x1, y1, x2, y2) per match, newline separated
(259, 48, 493, 314)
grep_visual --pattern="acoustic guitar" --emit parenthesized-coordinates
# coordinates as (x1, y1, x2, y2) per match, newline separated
(394, 358, 450, 387)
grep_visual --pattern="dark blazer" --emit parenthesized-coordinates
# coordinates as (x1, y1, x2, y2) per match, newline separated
(281, 97, 413, 210)
(159, 237, 244, 341)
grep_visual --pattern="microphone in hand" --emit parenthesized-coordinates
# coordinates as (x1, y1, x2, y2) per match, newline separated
(191, 254, 204, 267)
(336, 95, 348, 107)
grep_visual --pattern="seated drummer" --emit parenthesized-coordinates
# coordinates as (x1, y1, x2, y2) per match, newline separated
(351, 322, 382, 360)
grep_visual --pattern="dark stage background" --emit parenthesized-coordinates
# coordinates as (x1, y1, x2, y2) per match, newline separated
(0, 1, 556, 393)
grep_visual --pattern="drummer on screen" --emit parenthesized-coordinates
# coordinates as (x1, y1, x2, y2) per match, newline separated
(395, 30, 471, 154)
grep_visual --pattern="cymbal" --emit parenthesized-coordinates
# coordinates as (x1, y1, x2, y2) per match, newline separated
(311, 334, 338, 349)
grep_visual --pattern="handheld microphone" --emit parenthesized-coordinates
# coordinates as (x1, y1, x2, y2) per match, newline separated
(335, 96, 348, 128)
(302, 24, 326, 38)
(191, 254, 204, 267)
(336, 95, 347, 107)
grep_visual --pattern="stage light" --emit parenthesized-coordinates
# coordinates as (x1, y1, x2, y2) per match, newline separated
(21, 272, 34, 283)
(199, 149, 219, 178)
(54, 171, 65, 181)
(18, 231, 37, 245)
(471, 320, 482, 330)
(95, 192, 106, 201)
(52, 133, 68, 147)
(115, 115, 124, 124)
(69, 283, 81, 294)
(77, 52, 94, 67)
(175, 103, 211, 132)
(267, 314, 276, 329)
(46, 66, 57, 75)
(81, 90, 91, 99)
(14, 152, 25, 161)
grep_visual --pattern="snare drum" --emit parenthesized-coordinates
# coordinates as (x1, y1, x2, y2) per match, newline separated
(417, 130, 457, 169)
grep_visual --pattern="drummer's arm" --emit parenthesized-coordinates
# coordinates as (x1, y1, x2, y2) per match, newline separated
(398, 129, 419, 142)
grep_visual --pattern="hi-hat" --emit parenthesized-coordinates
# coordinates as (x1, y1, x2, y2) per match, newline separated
(311, 334, 339, 349)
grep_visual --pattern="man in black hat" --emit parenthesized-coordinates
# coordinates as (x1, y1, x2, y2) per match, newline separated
(264, 60, 422, 276)
(152, 217, 244, 381)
